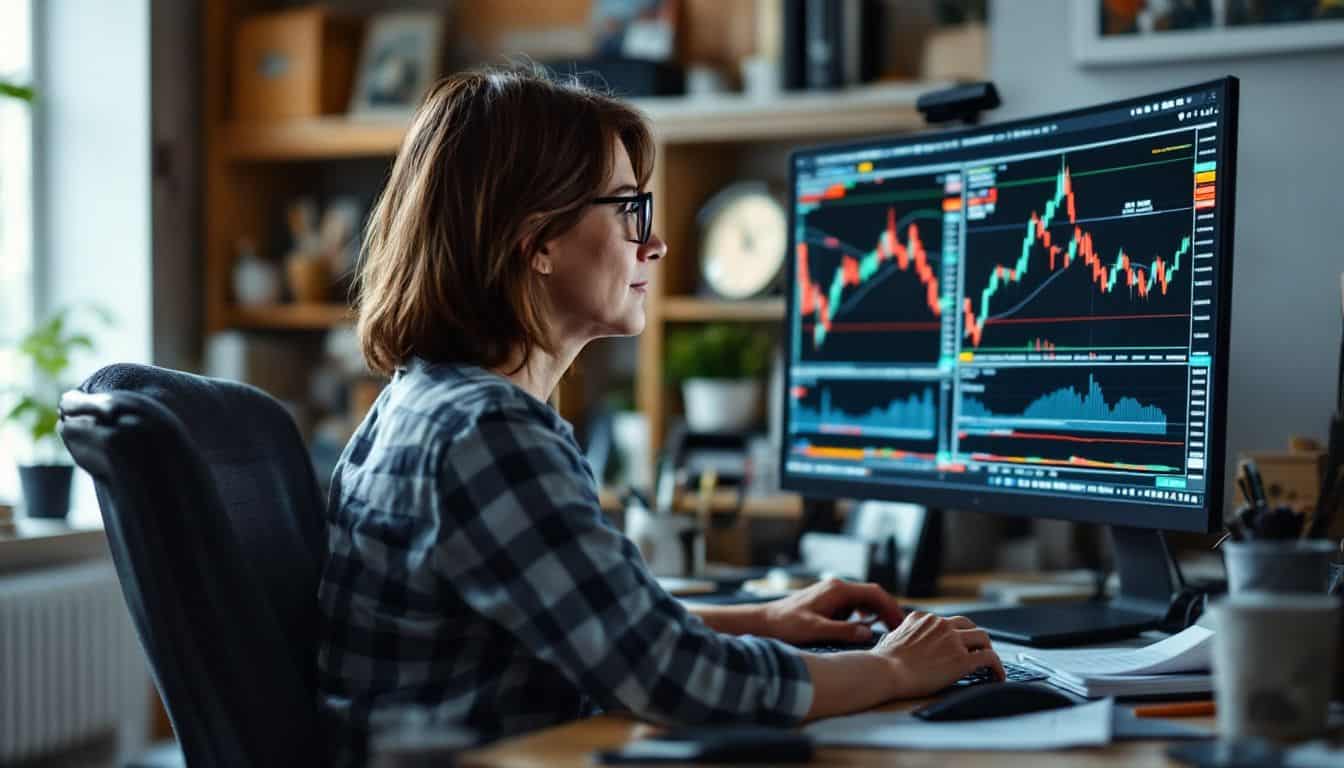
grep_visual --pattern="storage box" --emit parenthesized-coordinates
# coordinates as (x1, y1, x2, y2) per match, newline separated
(233, 6, 361, 120)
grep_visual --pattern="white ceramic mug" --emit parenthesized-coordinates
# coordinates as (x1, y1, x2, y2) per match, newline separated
(1211, 592, 1340, 742)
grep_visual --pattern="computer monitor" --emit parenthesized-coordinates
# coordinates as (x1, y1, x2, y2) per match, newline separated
(780, 77, 1239, 646)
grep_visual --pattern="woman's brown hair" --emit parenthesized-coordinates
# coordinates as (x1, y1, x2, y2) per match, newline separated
(356, 64, 655, 377)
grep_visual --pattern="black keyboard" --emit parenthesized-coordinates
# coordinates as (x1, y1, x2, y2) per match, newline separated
(950, 661, 1047, 688)
(798, 635, 1047, 690)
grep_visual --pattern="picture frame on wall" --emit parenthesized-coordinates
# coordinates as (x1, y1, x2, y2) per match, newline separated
(349, 12, 443, 117)
(1073, 1, 1344, 66)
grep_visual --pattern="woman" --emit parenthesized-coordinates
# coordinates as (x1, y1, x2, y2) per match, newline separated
(316, 65, 1002, 764)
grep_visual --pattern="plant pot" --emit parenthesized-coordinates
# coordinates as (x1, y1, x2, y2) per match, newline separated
(18, 464, 74, 520)
(681, 378, 762, 433)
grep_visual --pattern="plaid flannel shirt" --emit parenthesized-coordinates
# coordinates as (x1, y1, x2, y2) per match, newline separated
(316, 359, 812, 765)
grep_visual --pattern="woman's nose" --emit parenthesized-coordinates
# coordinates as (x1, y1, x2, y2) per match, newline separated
(640, 233, 667, 262)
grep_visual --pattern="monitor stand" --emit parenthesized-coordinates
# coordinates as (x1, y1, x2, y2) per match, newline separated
(958, 526, 1177, 648)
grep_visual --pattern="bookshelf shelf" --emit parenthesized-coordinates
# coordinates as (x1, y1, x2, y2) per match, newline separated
(219, 83, 941, 161)
(660, 296, 785, 322)
(226, 303, 354, 330)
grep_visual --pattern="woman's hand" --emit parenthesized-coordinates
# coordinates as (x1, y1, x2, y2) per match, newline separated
(758, 578, 906, 645)
(799, 611, 1004, 720)
(871, 611, 1004, 698)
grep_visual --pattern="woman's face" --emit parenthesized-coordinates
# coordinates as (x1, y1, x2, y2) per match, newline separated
(536, 137, 666, 345)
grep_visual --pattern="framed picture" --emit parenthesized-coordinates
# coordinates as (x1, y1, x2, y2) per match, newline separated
(592, 0, 679, 61)
(349, 12, 443, 117)
(1074, 0, 1344, 66)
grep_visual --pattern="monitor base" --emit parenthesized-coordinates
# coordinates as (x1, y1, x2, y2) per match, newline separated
(958, 525, 1179, 647)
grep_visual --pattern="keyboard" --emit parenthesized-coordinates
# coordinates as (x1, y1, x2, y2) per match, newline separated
(950, 661, 1047, 688)
(797, 635, 1047, 690)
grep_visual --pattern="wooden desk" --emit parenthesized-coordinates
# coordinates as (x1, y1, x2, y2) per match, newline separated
(459, 704, 1214, 767)
(459, 583, 1217, 767)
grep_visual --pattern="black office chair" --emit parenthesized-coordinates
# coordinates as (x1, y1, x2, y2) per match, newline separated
(58, 363, 328, 768)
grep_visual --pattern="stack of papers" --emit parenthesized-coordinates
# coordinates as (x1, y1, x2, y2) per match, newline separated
(805, 699, 1114, 750)
(1017, 625, 1214, 697)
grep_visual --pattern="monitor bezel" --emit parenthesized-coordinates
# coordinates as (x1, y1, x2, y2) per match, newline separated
(779, 76, 1239, 535)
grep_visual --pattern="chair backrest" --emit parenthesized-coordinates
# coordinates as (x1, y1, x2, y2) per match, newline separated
(58, 363, 327, 767)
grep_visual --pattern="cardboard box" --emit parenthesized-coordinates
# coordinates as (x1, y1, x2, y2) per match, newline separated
(233, 6, 361, 120)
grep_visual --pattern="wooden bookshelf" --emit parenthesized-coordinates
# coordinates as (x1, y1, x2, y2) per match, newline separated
(203, 0, 940, 482)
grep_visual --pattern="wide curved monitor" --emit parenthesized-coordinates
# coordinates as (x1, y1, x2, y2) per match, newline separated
(781, 77, 1238, 536)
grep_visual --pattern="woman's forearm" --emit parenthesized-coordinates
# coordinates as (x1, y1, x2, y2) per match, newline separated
(685, 603, 766, 636)
(800, 651, 902, 720)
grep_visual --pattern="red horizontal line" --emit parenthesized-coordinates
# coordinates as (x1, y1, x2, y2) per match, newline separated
(801, 322, 941, 331)
(962, 430, 1183, 447)
(985, 312, 1188, 327)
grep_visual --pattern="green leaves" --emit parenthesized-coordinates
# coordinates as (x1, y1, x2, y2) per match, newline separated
(2, 305, 112, 450)
(18, 311, 94, 379)
(0, 80, 35, 103)
(665, 324, 774, 384)
(5, 395, 58, 443)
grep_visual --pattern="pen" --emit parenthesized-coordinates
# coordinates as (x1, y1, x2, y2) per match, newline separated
(1240, 459, 1267, 510)
(1236, 476, 1253, 507)
(1133, 701, 1215, 718)
(1234, 504, 1257, 539)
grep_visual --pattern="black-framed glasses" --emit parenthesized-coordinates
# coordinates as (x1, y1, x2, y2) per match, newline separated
(591, 191, 653, 244)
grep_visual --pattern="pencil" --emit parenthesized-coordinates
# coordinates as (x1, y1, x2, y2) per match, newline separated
(1133, 701, 1215, 718)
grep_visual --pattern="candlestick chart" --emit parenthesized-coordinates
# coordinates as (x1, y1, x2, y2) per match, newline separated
(796, 171, 949, 364)
(959, 134, 1199, 356)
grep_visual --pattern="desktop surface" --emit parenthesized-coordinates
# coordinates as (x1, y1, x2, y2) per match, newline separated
(461, 574, 1220, 768)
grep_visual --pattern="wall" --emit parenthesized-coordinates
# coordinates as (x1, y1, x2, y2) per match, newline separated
(990, 0, 1344, 505)
(35, 0, 152, 523)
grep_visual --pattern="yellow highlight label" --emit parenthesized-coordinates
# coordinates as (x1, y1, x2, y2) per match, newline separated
(1195, 171, 1216, 183)
(858, 161, 873, 173)
(1152, 143, 1193, 155)
(959, 351, 975, 362)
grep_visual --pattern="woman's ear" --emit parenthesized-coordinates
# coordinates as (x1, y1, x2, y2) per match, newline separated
(531, 244, 553, 276)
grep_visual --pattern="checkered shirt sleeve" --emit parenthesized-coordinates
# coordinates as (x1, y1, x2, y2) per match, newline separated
(437, 405, 814, 726)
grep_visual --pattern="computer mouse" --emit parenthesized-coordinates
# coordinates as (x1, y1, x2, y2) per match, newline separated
(911, 681, 1076, 722)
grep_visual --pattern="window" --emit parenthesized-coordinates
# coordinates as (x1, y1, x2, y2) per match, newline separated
(0, 0, 35, 504)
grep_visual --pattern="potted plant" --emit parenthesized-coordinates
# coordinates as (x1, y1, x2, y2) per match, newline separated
(3, 306, 111, 519)
(665, 324, 773, 433)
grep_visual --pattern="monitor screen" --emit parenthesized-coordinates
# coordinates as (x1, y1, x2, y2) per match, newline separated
(780, 77, 1238, 533)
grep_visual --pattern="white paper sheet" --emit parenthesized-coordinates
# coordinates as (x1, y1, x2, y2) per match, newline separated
(1018, 624, 1213, 678)
(804, 698, 1113, 750)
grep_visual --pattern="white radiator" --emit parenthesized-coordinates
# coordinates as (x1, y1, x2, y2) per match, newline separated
(0, 560, 147, 763)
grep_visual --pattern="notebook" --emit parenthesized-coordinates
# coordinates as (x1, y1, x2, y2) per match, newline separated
(1017, 625, 1214, 698)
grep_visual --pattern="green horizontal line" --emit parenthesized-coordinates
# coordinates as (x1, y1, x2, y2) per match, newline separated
(991, 154, 1195, 189)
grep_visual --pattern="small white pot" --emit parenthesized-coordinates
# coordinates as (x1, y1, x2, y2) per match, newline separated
(682, 378, 762, 433)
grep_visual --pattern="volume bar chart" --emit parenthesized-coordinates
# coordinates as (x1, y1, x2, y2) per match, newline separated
(956, 365, 1190, 475)
(793, 384, 937, 440)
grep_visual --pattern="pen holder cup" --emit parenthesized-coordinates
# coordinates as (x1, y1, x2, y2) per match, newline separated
(1223, 540, 1338, 595)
